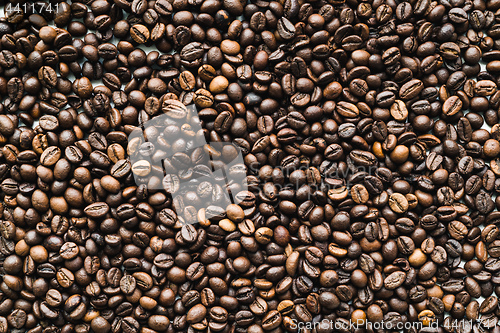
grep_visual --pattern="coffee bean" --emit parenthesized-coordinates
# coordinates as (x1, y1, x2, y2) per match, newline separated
(84, 202, 109, 218)
(262, 310, 282, 330)
(475, 80, 497, 96)
(130, 24, 150, 44)
(122, 317, 140, 333)
(443, 95, 463, 116)
(59, 241, 79, 260)
(179, 71, 196, 91)
(399, 79, 424, 100)
(131, 160, 151, 177)
(426, 152, 443, 171)
(38, 66, 57, 88)
(390, 100, 408, 121)
(214, 111, 234, 133)
(351, 184, 369, 204)
(154, 0, 173, 15)
(40, 146, 62, 166)
(65, 145, 83, 163)
(336, 101, 359, 117)
(120, 275, 137, 295)
(384, 271, 406, 290)
(350, 150, 377, 166)
(111, 160, 131, 178)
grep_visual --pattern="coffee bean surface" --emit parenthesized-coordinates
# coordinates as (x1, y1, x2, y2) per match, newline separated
(1, 0, 500, 332)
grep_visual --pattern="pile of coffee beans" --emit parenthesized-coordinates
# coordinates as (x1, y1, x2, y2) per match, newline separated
(2, 0, 500, 332)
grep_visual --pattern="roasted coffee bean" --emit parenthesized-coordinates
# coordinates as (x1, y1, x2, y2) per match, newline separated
(84, 202, 109, 218)
(390, 100, 408, 121)
(38, 66, 57, 88)
(111, 160, 131, 178)
(130, 24, 150, 44)
(399, 79, 424, 100)
(389, 193, 409, 213)
(337, 101, 359, 117)
(443, 95, 463, 116)
(350, 150, 377, 166)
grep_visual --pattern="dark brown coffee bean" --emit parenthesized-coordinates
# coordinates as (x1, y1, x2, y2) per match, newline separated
(111, 160, 131, 178)
(384, 271, 406, 289)
(277, 18, 295, 40)
(399, 79, 423, 100)
(390, 100, 408, 121)
(120, 275, 136, 295)
(443, 95, 463, 116)
(350, 150, 376, 166)
(337, 101, 359, 117)
(40, 146, 61, 166)
(38, 66, 57, 88)
(130, 24, 150, 44)
(84, 202, 109, 218)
